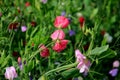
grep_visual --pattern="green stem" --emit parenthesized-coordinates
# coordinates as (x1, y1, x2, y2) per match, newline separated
(44, 62, 78, 76)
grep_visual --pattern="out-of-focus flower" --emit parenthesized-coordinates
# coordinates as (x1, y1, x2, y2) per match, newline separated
(109, 68, 118, 77)
(79, 16, 85, 28)
(104, 32, 113, 43)
(52, 39, 68, 52)
(25, 2, 30, 7)
(75, 49, 91, 73)
(100, 30, 106, 36)
(18, 57, 23, 70)
(8, 22, 19, 31)
(54, 16, 69, 29)
(4, 66, 18, 80)
(61, 11, 66, 16)
(21, 26, 27, 32)
(51, 30, 65, 40)
(76, 13, 83, 17)
(31, 21, 36, 27)
(40, 0, 48, 4)
(39, 44, 50, 57)
(113, 60, 120, 68)
(69, 30, 75, 36)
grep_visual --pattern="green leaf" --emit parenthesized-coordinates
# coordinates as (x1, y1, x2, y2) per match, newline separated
(25, 61, 34, 72)
(90, 45, 109, 55)
(61, 68, 79, 79)
(98, 49, 117, 59)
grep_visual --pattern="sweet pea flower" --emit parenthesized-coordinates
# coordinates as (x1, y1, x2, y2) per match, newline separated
(39, 44, 50, 57)
(104, 32, 113, 43)
(8, 22, 19, 31)
(109, 68, 118, 77)
(21, 26, 27, 32)
(31, 21, 37, 27)
(18, 57, 23, 70)
(4, 66, 18, 80)
(25, 2, 30, 7)
(40, 0, 48, 4)
(69, 30, 75, 36)
(113, 60, 120, 68)
(79, 16, 85, 28)
(61, 11, 66, 16)
(52, 39, 68, 52)
(75, 49, 91, 73)
(51, 30, 65, 40)
(54, 16, 69, 29)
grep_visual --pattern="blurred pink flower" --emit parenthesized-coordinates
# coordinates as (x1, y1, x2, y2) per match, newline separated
(51, 30, 65, 40)
(41, 0, 48, 4)
(4, 66, 17, 80)
(54, 16, 69, 29)
(39, 44, 50, 57)
(75, 49, 91, 73)
(25, 2, 30, 7)
(113, 60, 120, 68)
(52, 39, 68, 52)
(17, 57, 23, 70)
(21, 26, 27, 32)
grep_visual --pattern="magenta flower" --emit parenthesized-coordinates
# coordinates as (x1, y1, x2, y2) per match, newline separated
(21, 26, 27, 32)
(4, 66, 18, 80)
(51, 30, 65, 40)
(75, 49, 91, 73)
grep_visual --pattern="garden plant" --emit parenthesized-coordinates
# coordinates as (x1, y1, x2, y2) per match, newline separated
(0, 0, 120, 80)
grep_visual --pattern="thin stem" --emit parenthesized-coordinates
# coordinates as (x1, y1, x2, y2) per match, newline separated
(44, 62, 78, 76)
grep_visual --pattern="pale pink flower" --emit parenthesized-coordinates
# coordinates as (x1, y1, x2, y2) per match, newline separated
(113, 60, 120, 68)
(75, 49, 91, 73)
(51, 30, 65, 40)
(4, 66, 17, 80)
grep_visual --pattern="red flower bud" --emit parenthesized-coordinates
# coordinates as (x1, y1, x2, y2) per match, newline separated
(8, 22, 18, 30)
(31, 21, 36, 27)
(79, 16, 85, 28)
(52, 40, 68, 52)
(39, 44, 50, 57)
(54, 16, 69, 29)
(51, 30, 65, 40)
(25, 2, 30, 7)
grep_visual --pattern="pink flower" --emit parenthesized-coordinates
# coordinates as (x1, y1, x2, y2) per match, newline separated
(54, 16, 69, 29)
(75, 49, 91, 73)
(51, 30, 65, 40)
(25, 2, 30, 7)
(39, 44, 50, 57)
(79, 16, 85, 28)
(21, 26, 27, 32)
(17, 57, 23, 70)
(113, 60, 120, 68)
(52, 40, 68, 52)
(4, 66, 18, 80)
